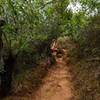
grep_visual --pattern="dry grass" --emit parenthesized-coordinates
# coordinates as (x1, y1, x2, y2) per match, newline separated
(65, 44, 100, 100)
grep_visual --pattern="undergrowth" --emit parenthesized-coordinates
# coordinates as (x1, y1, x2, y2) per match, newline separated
(1, 55, 56, 100)
(65, 40, 100, 100)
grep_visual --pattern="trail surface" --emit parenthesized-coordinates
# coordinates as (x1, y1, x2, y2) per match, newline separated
(34, 50, 73, 100)
(2, 45, 74, 100)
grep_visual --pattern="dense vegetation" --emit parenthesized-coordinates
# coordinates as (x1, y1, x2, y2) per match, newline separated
(0, 0, 100, 99)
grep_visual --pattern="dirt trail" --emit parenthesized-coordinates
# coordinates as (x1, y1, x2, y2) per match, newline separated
(2, 43, 73, 100)
(34, 50, 73, 100)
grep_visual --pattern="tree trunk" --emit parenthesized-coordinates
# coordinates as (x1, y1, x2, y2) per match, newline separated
(0, 20, 5, 97)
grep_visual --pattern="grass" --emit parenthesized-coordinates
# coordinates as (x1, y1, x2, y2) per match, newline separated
(66, 47, 100, 100)
(59, 36, 100, 100)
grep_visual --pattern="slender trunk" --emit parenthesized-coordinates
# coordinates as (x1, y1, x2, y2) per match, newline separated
(0, 24, 4, 97)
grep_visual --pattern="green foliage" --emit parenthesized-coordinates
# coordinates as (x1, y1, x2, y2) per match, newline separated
(0, 0, 100, 98)
(1, 0, 72, 58)
(0, 68, 5, 73)
(1, 0, 100, 61)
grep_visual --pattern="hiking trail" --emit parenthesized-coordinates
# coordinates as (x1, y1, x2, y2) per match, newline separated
(2, 42, 74, 100)
(34, 46, 74, 100)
